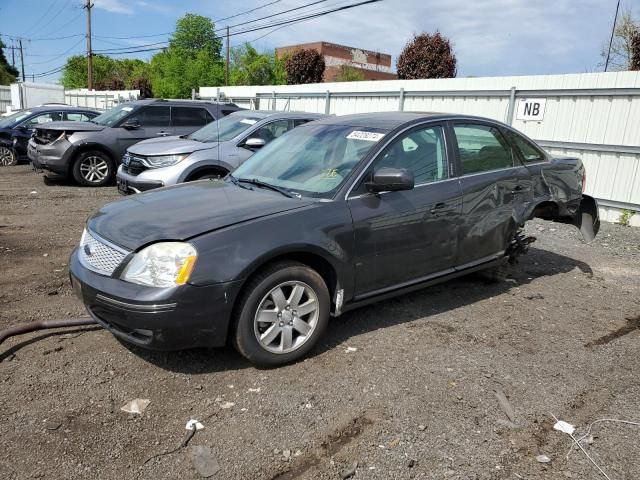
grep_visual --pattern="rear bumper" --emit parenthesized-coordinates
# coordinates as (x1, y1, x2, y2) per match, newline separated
(69, 247, 242, 350)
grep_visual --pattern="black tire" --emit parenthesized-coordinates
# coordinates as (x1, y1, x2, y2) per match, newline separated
(233, 261, 330, 367)
(0, 146, 17, 166)
(72, 150, 114, 187)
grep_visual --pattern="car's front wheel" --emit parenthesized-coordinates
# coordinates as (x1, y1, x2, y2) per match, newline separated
(0, 146, 17, 166)
(73, 150, 114, 187)
(233, 261, 330, 366)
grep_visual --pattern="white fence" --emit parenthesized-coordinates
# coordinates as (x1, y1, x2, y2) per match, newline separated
(3, 82, 140, 112)
(64, 89, 140, 110)
(201, 71, 640, 226)
(0, 85, 11, 113)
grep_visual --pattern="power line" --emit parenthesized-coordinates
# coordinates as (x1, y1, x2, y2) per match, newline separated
(215, 0, 329, 33)
(24, 37, 85, 66)
(91, 0, 371, 55)
(23, 0, 62, 36)
(213, 0, 281, 23)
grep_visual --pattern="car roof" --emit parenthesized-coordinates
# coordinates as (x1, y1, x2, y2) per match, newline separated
(227, 110, 327, 119)
(26, 105, 99, 113)
(124, 99, 239, 107)
(310, 112, 507, 130)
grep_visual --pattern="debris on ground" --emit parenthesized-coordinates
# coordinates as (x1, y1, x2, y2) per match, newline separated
(494, 389, 516, 423)
(340, 461, 358, 479)
(189, 445, 220, 478)
(536, 454, 551, 463)
(120, 399, 150, 415)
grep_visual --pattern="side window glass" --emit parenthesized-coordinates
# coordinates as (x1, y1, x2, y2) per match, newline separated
(221, 109, 236, 116)
(373, 125, 448, 184)
(24, 112, 62, 128)
(453, 124, 513, 175)
(172, 107, 209, 127)
(65, 112, 91, 121)
(506, 130, 546, 163)
(136, 106, 170, 127)
(293, 119, 312, 127)
(252, 120, 292, 144)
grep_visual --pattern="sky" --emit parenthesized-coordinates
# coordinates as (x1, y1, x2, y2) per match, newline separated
(0, 0, 638, 83)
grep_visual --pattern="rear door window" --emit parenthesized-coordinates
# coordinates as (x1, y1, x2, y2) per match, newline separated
(172, 107, 212, 127)
(505, 130, 546, 163)
(136, 106, 171, 127)
(250, 120, 293, 144)
(453, 124, 513, 175)
(65, 112, 94, 121)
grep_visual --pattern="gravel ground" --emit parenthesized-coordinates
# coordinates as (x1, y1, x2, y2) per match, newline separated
(1, 165, 639, 480)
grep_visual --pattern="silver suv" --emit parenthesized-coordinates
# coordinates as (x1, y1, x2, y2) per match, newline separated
(116, 110, 326, 194)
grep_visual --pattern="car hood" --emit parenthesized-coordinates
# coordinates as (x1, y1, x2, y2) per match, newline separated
(87, 180, 315, 251)
(35, 121, 105, 132)
(128, 136, 216, 156)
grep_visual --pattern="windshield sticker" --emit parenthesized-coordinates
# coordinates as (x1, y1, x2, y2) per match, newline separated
(321, 168, 339, 178)
(121, 107, 133, 112)
(346, 131, 385, 142)
(240, 119, 258, 125)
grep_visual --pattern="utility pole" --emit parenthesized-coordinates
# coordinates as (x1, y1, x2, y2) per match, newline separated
(605, 0, 621, 72)
(10, 44, 16, 67)
(225, 26, 230, 86)
(84, 0, 94, 89)
(18, 39, 25, 82)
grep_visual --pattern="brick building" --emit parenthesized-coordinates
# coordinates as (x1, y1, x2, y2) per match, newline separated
(276, 41, 397, 82)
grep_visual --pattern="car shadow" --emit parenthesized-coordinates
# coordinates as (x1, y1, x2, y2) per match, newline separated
(131, 246, 592, 374)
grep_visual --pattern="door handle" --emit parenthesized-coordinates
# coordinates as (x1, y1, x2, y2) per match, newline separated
(429, 203, 447, 215)
(511, 185, 530, 194)
(156, 131, 170, 136)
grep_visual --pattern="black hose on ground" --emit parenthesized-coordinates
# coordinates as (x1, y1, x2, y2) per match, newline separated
(0, 318, 96, 345)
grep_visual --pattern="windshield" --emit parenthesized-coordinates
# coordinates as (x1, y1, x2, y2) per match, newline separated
(232, 124, 387, 198)
(0, 111, 32, 128)
(91, 104, 137, 127)
(188, 114, 262, 143)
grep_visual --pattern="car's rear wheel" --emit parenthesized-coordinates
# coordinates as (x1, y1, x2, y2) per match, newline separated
(0, 146, 17, 166)
(73, 150, 114, 187)
(233, 261, 330, 366)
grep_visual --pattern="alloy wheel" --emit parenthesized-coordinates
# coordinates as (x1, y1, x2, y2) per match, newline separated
(0, 146, 15, 166)
(79, 155, 109, 183)
(254, 281, 319, 354)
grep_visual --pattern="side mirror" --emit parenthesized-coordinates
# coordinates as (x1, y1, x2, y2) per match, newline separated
(121, 119, 140, 130)
(243, 137, 266, 149)
(365, 167, 414, 193)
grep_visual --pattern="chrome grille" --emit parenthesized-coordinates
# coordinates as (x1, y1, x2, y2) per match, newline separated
(79, 230, 128, 276)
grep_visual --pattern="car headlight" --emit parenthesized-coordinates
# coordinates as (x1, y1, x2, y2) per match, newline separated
(121, 242, 197, 287)
(141, 154, 189, 169)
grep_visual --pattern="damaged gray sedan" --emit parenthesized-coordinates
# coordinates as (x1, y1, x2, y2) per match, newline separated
(70, 112, 599, 366)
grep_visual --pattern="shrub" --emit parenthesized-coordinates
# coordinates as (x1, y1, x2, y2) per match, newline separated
(397, 32, 457, 79)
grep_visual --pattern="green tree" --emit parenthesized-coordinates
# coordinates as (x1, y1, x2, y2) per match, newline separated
(230, 44, 285, 86)
(149, 13, 224, 97)
(600, 9, 639, 71)
(61, 55, 150, 90)
(397, 32, 457, 79)
(333, 65, 365, 82)
(0, 37, 19, 85)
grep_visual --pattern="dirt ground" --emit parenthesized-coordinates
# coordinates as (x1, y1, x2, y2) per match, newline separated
(1, 164, 639, 480)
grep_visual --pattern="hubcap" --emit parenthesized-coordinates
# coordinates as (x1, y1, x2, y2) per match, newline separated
(80, 156, 109, 183)
(0, 147, 14, 166)
(254, 281, 319, 354)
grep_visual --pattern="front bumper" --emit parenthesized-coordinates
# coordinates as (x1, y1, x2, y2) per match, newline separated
(28, 138, 74, 175)
(69, 247, 242, 350)
(116, 163, 184, 195)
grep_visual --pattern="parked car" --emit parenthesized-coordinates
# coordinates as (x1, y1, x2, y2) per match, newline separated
(116, 110, 328, 194)
(27, 99, 241, 186)
(0, 105, 98, 166)
(69, 112, 599, 366)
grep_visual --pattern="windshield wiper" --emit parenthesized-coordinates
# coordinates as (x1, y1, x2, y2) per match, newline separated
(237, 178, 299, 198)
(227, 174, 253, 191)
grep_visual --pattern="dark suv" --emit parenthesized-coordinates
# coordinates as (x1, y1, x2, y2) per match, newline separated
(0, 105, 98, 166)
(28, 99, 241, 186)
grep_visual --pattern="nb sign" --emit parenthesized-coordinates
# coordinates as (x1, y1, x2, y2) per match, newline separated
(516, 98, 546, 121)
